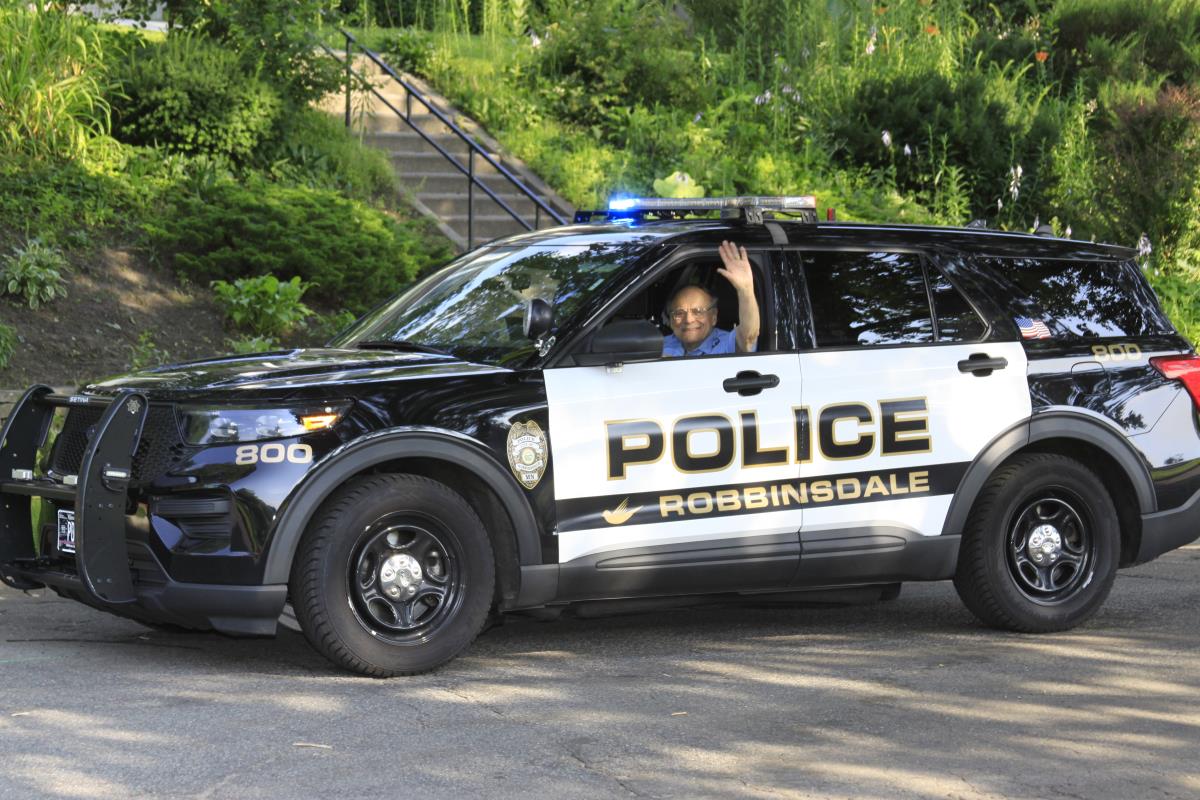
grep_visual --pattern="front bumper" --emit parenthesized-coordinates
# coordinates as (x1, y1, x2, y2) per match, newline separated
(0, 386, 286, 635)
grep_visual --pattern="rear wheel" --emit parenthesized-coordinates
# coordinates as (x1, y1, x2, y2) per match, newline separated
(291, 474, 495, 676)
(953, 453, 1119, 632)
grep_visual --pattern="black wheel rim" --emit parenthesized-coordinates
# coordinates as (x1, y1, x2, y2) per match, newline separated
(1005, 491, 1094, 604)
(347, 512, 465, 644)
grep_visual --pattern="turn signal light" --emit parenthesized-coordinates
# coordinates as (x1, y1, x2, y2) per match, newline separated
(1150, 355, 1200, 409)
(301, 413, 341, 431)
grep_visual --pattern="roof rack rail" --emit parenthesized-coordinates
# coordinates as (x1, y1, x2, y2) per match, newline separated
(574, 195, 818, 225)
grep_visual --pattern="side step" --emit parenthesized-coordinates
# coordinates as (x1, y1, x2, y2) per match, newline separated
(0, 386, 148, 603)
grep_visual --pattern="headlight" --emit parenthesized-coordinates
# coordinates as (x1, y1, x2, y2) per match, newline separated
(179, 401, 351, 445)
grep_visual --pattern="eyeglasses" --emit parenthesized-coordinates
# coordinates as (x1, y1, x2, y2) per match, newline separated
(668, 305, 716, 323)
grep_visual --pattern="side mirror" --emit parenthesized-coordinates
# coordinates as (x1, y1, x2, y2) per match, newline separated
(573, 319, 662, 366)
(523, 298, 554, 340)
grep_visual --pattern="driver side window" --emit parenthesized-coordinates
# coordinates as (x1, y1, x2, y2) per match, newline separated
(606, 251, 774, 357)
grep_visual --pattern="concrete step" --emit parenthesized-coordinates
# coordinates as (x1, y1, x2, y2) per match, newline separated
(319, 53, 575, 251)
(442, 213, 541, 246)
(389, 151, 513, 181)
(415, 191, 540, 220)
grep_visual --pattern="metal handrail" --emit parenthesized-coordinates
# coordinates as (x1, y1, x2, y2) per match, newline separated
(320, 28, 567, 248)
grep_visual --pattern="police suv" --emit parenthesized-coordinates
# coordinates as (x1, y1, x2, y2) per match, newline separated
(3, 196, 1198, 676)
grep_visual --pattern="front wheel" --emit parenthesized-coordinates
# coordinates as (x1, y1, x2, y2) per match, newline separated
(953, 453, 1119, 633)
(291, 474, 495, 676)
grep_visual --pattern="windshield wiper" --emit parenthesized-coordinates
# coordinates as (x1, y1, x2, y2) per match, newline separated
(354, 339, 454, 357)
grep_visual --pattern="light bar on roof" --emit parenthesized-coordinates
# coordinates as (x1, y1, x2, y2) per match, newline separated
(606, 195, 817, 213)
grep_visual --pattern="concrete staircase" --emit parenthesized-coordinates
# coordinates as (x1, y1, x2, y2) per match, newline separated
(319, 56, 574, 250)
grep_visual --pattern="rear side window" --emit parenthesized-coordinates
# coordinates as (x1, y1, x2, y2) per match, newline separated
(802, 252, 933, 347)
(981, 257, 1172, 338)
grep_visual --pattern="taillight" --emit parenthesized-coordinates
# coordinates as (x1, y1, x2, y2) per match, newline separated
(1150, 354, 1200, 408)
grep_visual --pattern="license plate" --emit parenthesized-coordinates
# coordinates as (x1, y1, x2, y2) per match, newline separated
(57, 509, 75, 554)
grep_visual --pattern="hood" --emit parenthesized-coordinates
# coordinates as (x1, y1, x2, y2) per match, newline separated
(86, 348, 505, 396)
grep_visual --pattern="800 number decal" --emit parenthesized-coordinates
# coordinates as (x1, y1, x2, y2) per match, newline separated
(235, 443, 313, 465)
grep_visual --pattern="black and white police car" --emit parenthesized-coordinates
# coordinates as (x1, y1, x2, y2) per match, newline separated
(3, 195, 1198, 676)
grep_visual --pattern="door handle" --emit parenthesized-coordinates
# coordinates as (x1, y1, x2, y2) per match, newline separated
(958, 353, 1009, 376)
(723, 370, 780, 396)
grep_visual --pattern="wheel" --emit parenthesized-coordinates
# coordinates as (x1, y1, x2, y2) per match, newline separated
(953, 453, 1119, 632)
(290, 473, 495, 676)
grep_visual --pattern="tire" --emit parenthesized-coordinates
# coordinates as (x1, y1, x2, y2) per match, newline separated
(953, 453, 1119, 633)
(290, 473, 495, 677)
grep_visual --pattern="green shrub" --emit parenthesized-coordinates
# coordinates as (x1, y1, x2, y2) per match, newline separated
(254, 108, 396, 201)
(824, 67, 1061, 221)
(211, 274, 314, 338)
(380, 27, 438, 76)
(128, 330, 170, 370)
(113, 0, 342, 104)
(226, 334, 281, 354)
(0, 321, 16, 370)
(0, 238, 69, 310)
(532, 0, 711, 136)
(110, 33, 282, 162)
(1051, 0, 1200, 87)
(305, 309, 359, 344)
(146, 178, 449, 312)
(1088, 84, 1200, 254)
(0, 7, 112, 161)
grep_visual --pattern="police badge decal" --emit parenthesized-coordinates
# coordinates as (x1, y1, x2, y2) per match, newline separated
(507, 420, 548, 489)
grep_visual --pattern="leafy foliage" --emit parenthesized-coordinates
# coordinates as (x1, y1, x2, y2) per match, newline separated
(0, 7, 113, 161)
(0, 321, 16, 370)
(110, 34, 282, 163)
(531, 0, 711, 136)
(0, 238, 69, 310)
(128, 329, 170, 370)
(111, 0, 343, 103)
(379, 27, 439, 76)
(146, 178, 451, 312)
(253, 108, 396, 201)
(226, 334, 281, 355)
(211, 274, 314, 338)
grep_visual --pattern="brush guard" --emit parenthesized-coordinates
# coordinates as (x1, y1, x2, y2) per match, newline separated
(0, 386, 147, 602)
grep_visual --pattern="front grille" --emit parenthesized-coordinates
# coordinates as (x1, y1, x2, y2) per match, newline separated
(51, 403, 192, 482)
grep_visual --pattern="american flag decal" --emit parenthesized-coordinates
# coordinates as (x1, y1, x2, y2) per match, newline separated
(1015, 316, 1052, 339)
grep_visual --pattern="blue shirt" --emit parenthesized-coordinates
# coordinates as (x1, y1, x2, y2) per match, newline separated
(663, 327, 753, 357)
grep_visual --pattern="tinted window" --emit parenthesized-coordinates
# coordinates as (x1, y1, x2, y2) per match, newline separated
(336, 244, 640, 365)
(931, 269, 986, 341)
(803, 252, 933, 347)
(983, 257, 1172, 338)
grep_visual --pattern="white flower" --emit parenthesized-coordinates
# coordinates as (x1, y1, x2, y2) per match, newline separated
(1008, 165, 1023, 200)
(754, 94, 768, 106)
(903, 144, 912, 157)
(530, 31, 542, 48)
(693, 112, 703, 123)
(881, 130, 892, 148)
(865, 37, 876, 55)
(1065, 225, 1072, 238)
(997, 197, 1004, 212)
(1138, 233, 1153, 257)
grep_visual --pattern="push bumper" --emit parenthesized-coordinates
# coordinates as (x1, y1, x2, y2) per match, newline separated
(0, 385, 286, 635)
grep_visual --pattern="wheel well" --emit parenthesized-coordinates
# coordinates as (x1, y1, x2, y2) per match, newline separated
(350, 457, 522, 609)
(1013, 438, 1142, 566)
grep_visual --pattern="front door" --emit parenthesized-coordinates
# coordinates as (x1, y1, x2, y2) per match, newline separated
(544, 251, 805, 599)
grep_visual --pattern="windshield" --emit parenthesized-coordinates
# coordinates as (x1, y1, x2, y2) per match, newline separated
(332, 243, 643, 365)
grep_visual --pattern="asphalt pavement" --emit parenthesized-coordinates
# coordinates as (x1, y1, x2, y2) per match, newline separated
(2, 546, 1200, 799)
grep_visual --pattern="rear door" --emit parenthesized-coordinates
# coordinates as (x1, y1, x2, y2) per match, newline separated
(789, 249, 1030, 565)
